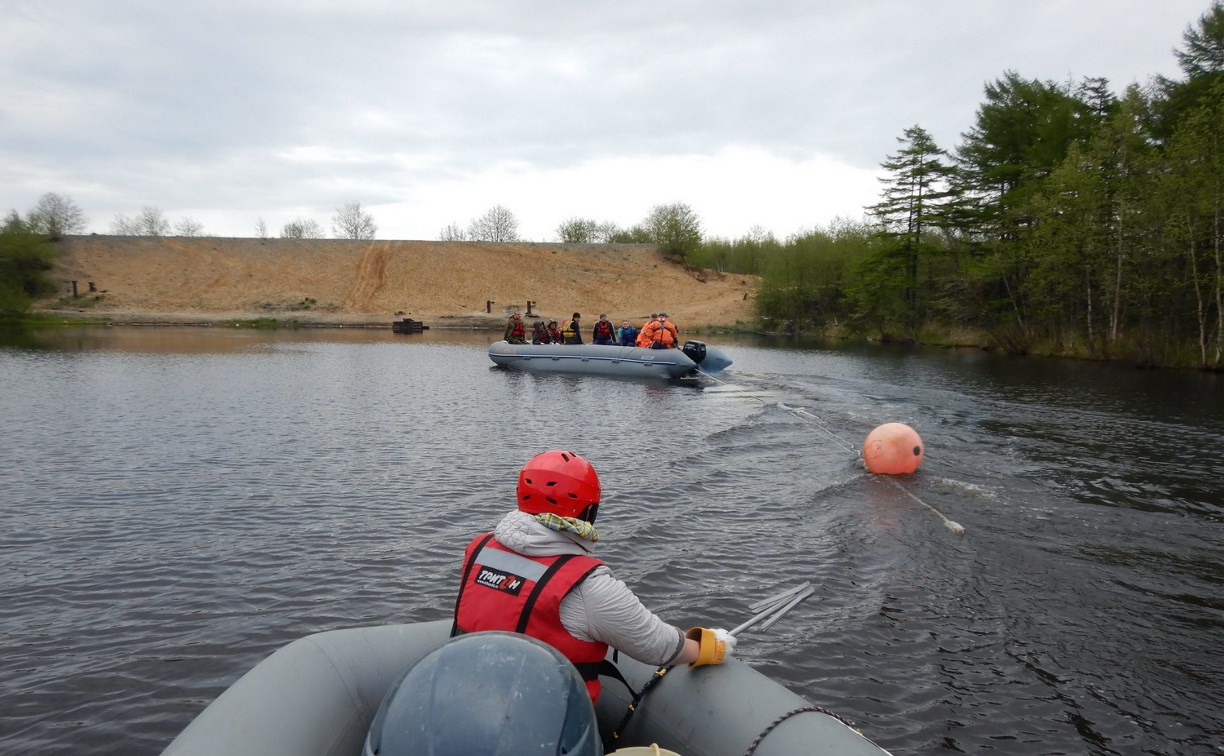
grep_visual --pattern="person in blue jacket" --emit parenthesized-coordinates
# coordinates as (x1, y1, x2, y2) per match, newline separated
(617, 319, 638, 346)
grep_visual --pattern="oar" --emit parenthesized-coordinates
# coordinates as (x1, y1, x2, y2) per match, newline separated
(747, 581, 811, 613)
(730, 582, 815, 637)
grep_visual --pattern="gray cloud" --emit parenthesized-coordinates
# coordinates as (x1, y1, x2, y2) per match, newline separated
(0, 0, 1209, 239)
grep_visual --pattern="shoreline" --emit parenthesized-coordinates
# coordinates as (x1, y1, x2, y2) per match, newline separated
(39, 236, 760, 331)
(19, 307, 753, 334)
(26, 308, 508, 330)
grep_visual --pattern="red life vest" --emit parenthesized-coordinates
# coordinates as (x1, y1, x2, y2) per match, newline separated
(452, 533, 609, 699)
(593, 320, 615, 340)
(509, 318, 525, 338)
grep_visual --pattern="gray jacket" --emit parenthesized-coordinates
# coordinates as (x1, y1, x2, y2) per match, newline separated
(491, 510, 687, 666)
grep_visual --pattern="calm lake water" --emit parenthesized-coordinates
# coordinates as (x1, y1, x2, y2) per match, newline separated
(1, 326, 1221, 755)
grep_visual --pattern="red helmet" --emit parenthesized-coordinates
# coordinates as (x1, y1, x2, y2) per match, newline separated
(516, 450, 601, 521)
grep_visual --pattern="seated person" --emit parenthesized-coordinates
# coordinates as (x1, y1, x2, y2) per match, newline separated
(562, 313, 583, 345)
(504, 310, 526, 344)
(640, 312, 678, 349)
(591, 313, 616, 345)
(617, 320, 638, 346)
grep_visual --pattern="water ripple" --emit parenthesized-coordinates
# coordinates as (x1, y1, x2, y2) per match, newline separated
(1, 331, 1221, 754)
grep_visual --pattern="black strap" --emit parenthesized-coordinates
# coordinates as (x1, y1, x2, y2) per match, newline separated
(565, 657, 636, 696)
(597, 658, 639, 701)
(516, 554, 576, 632)
(450, 533, 495, 637)
(604, 664, 673, 751)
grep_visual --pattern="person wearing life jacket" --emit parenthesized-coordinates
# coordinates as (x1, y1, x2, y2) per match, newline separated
(635, 313, 658, 348)
(640, 311, 679, 349)
(561, 312, 583, 345)
(530, 321, 547, 344)
(617, 319, 638, 346)
(451, 450, 736, 701)
(591, 313, 616, 345)
(546, 320, 563, 345)
(504, 310, 526, 344)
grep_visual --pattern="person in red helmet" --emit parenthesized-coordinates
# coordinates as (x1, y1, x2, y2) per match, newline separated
(451, 449, 735, 700)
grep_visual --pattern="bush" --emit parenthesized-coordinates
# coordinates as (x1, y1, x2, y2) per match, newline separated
(0, 232, 57, 314)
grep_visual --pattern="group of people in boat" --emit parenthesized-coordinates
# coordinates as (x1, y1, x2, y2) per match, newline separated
(504, 310, 681, 349)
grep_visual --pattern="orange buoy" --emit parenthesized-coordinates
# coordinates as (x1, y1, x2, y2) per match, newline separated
(862, 423, 924, 474)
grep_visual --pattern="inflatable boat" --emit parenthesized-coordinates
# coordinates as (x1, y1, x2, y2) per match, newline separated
(162, 621, 891, 756)
(488, 340, 732, 379)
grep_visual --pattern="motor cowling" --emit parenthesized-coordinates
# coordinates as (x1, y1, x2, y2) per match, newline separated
(681, 340, 708, 365)
(363, 631, 601, 756)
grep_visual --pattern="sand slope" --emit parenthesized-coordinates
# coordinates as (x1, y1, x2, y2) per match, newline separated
(42, 237, 758, 328)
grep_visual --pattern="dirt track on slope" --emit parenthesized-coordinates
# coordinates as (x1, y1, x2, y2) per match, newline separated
(39, 237, 759, 329)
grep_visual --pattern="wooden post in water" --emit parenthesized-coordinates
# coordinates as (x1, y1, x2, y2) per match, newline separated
(486, 300, 494, 313)
(71, 281, 78, 297)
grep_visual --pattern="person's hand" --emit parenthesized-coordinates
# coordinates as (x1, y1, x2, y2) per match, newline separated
(686, 627, 737, 667)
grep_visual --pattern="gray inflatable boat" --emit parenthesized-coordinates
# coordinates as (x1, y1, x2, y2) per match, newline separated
(162, 621, 891, 756)
(488, 340, 732, 379)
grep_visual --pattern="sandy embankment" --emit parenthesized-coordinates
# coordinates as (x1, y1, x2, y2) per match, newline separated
(39, 237, 759, 329)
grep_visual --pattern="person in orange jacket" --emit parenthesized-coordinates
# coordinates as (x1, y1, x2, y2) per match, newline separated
(640, 311, 679, 349)
(635, 313, 658, 348)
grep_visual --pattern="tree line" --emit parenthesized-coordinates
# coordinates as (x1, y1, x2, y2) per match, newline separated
(692, 2, 1222, 370)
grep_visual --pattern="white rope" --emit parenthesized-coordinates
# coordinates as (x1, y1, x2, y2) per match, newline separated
(885, 478, 965, 535)
(697, 367, 965, 536)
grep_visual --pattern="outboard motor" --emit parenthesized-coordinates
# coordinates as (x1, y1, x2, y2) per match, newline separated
(681, 340, 733, 373)
(363, 631, 601, 756)
(681, 340, 708, 365)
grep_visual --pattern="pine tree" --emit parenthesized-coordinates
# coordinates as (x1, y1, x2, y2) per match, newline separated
(868, 125, 955, 336)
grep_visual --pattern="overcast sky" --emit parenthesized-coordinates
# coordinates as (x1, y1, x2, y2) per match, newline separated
(1, 1, 1214, 242)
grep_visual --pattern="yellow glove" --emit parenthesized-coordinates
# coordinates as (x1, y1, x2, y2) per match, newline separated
(686, 627, 737, 667)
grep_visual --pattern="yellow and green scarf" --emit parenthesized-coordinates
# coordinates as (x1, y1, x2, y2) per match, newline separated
(534, 512, 599, 542)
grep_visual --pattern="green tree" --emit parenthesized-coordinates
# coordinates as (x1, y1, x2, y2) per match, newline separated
(556, 218, 620, 243)
(1020, 141, 1112, 352)
(557, 218, 600, 243)
(689, 226, 779, 275)
(954, 72, 1100, 340)
(1154, 2, 1224, 143)
(957, 72, 1098, 232)
(868, 125, 956, 336)
(26, 193, 87, 238)
(607, 224, 652, 243)
(1163, 77, 1224, 368)
(0, 226, 58, 313)
(644, 203, 702, 260)
(1175, 1, 1224, 78)
(756, 221, 874, 332)
(1015, 83, 1161, 357)
(2, 210, 30, 235)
